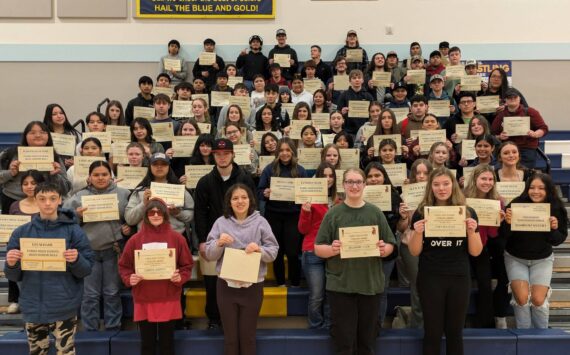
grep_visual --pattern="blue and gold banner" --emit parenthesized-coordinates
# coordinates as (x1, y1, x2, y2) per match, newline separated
(136, 0, 275, 19)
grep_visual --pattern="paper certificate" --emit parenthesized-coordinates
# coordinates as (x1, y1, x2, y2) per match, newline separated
(310, 113, 329, 130)
(81, 194, 119, 223)
(428, 100, 451, 117)
(233, 145, 252, 166)
(18, 147, 54, 172)
(363, 185, 392, 211)
(462, 166, 476, 186)
(373, 134, 402, 156)
(111, 142, 130, 165)
(220, 248, 261, 283)
(163, 58, 181, 71)
(289, 120, 311, 139)
(51, 133, 77, 156)
(346, 49, 363, 63)
(339, 148, 360, 169)
(252, 131, 269, 152)
(511, 203, 550, 232)
(461, 140, 477, 160)
(152, 86, 175, 97)
(391, 107, 410, 123)
(407, 69, 426, 85)
(106, 125, 131, 143)
(503, 116, 531, 136)
(258, 156, 274, 172)
(361, 125, 376, 141)
(294, 178, 328, 204)
(455, 124, 469, 142)
(418, 129, 446, 152)
(402, 182, 427, 211)
(227, 76, 243, 88)
(269, 177, 295, 202)
(210, 91, 231, 107)
(298, 148, 323, 170)
(133, 106, 155, 120)
(339, 226, 380, 259)
(496, 182, 525, 205)
(465, 198, 501, 227)
(135, 248, 176, 280)
(150, 182, 185, 207)
(333, 75, 350, 91)
(461, 75, 482, 91)
(73, 156, 105, 181)
(199, 51, 216, 65)
(321, 134, 335, 146)
(372, 72, 391, 87)
(197, 122, 212, 134)
(172, 100, 194, 118)
(348, 101, 370, 118)
(116, 166, 147, 190)
(228, 96, 251, 117)
(476, 96, 499, 114)
(335, 169, 345, 193)
(424, 206, 467, 238)
(151, 122, 175, 142)
(384, 163, 407, 186)
(273, 53, 291, 68)
(83, 132, 112, 153)
(172, 136, 198, 157)
(304, 79, 322, 94)
(20, 238, 66, 272)
(199, 255, 217, 276)
(184, 165, 214, 189)
(445, 65, 465, 79)
(191, 94, 209, 103)
(0, 215, 31, 243)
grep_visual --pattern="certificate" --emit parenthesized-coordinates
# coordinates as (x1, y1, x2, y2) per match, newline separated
(297, 148, 322, 170)
(199, 255, 217, 276)
(281, 103, 295, 117)
(273, 53, 291, 68)
(503, 116, 531, 136)
(185, 165, 214, 189)
(172, 100, 194, 118)
(373, 134, 402, 156)
(172, 136, 198, 157)
(346, 49, 363, 63)
(233, 145, 252, 166)
(20, 238, 66, 272)
(348, 100, 370, 118)
(424, 205, 466, 238)
(372, 72, 391, 87)
(401, 182, 427, 211)
(335, 169, 345, 193)
(0, 215, 31, 243)
(227, 76, 243, 88)
(269, 177, 295, 202)
(81, 194, 119, 223)
(116, 166, 147, 190)
(311, 113, 329, 130)
(152, 86, 174, 98)
(333, 75, 349, 91)
(199, 51, 216, 65)
(133, 106, 155, 120)
(106, 125, 131, 143)
(151, 122, 175, 142)
(258, 156, 274, 172)
(289, 120, 311, 139)
(111, 142, 130, 165)
(361, 125, 376, 141)
(252, 130, 269, 152)
(476, 96, 499, 114)
(496, 182, 525, 205)
(391, 107, 410, 123)
(18, 147, 54, 172)
(407, 69, 426, 85)
(210, 91, 231, 107)
(73, 156, 105, 180)
(384, 163, 407, 186)
(428, 100, 451, 117)
(339, 225, 380, 259)
(461, 75, 482, 91)
(418, 129, 446, 152)
(466, 198, 501, 227)
(228, 96, 251, 117)
(150, 182, 185, 207)
(304, 79, 322, 94)
(222, 127, 248, 145)
(83, 132, 112, 153)
(219, 248, 261, 283)
(321, 134, 335, 146)
(135, 248, 176, 280)
(339, 148, 360, 169)
(163, 58, 181, 71)
(191, 93, 209, 103)
(445, 65, 465, 79)
(455, 124, 469, 142)
(197, 122, 212, 134)
(462, 166, 476, 186)
(363, 185, 392, 211)
(461, 139, 477, 160)
(294, 178, 328, 204)
(51, 133, 76, 156)
(511, 203, 550, 232)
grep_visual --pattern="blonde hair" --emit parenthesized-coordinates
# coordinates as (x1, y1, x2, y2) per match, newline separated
(417, 167, 467, 217)
(463, 164, 500, 201)
(342, 168, 366, 183)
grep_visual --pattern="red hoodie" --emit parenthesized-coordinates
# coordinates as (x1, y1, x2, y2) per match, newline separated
(298, 204, 329, 252)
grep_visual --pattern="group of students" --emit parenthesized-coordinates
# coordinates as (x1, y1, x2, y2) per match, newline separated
(0, 33, 565, 355)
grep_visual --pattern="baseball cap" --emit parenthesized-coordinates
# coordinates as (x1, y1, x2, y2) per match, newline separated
(212, 138, 234, 152)
(347, 30, 358, 36)
(387, 51, 398, 58)
(439, 41, 450, 49)
(430, 74, 444, 83)
(411, 55, 422, 63)
(393, 81, 407, 90)
(465, 60, 478, 67)
(276, 29, 286, 36)
(150, 152, 170, 165)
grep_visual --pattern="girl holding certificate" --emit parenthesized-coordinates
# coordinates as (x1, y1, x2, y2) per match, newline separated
(225, 123, 258, 175)
(126, 142, 147, 168)
(119, 198, 193, 355)
(503, 172, 568, 328)
(205, 184, 278, 355)
(312, 89, 329, 114)
(495, 142, 533, 181)
(409, 167, 482, 355)
(166, 119, 202, 180)
(357, 103, 384, 149)
(255, 106, 282, 133)
(188, 134, 215, 166)
(66, 137, 105, 195)
(43, 103, 81, 168)
(321, 111, 345, 137)
(333, 131, 354, 149)
(259, 132, 279, 157)
(218, 105, 253, 141)
(130, 117, 165, 158)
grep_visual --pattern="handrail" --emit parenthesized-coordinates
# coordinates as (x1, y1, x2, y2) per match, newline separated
(97, 98, 110, 114)
(536, 147, 551, 175)
(71, 119, 85, 134)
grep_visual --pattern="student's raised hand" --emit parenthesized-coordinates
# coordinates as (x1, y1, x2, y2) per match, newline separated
(458, 157, 468, 167)
(458, 176, 465, 188)
(378, 240, 393, 257)
(403, 75, 410, 83)
(412, 145, 421, 156)
(499, 131, 509, 141)
(505, 208, 512, 224)
(121, 224, 132, 235)
(331, 240, 342, 255)
(450, 105, 456, 114)
(130, 273, 144, 286)
(499, 210, 506, 224)
(302, 201, 311, 212)
(245, 242, 260, 253)
(64, 158, 74, 168)
(6, 249, 23, 267)
(75, 206, 88, 218)
(171, 269, 181, 283)
(263, 188, 271, 198)
(165, 148, 174, 158)
(454, 84, 461, 95)
(413, 219, 426, 234)
(289, 59, 295, 66)
(240, 48, 248, 56)
(399, 202, 409, 218)
(250, 140, 256, 148)
(327, 82, 334, 91)
(201, 71, 209, 78)
(367, 147, 375, 158)
(212, 62, 219, 70)
(9, 160, 20, 177)
(481, 82, 488, 91)
(50, 162, 61, 176)
(341, 107, 349, 115)
(445, 140, 453, 149)
(550, 216, 559, 230)
(368, 79, 375, 89)
(143, 188, 152, 205)
(268, 58, 274, 65)
(401, 145, 409, 156)
(283, 126, 291, 136)
(64, 249, 79, 263)
(217, 233, 234, 247)
(451, 133, 459, 143)
(466, 218, 478, 233)
(179, 175, 187, 185)
(496, 105, 506, 113)
(168, 204, 181, 216)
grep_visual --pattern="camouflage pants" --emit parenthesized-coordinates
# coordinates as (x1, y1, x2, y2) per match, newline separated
(25, 317, 77, 355)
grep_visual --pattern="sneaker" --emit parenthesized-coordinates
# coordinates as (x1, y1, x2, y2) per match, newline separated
(6, 303, 20, 314)
(207, 321, 221, 330)
(495, 317, 507, 329)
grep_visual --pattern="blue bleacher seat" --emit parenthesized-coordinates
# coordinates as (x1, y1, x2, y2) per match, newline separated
(509, 328, 570, 355)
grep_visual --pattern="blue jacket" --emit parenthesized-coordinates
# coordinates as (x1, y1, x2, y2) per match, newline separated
(4, 208, 93, 323)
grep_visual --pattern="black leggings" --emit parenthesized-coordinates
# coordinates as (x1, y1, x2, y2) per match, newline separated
(265, 210, 301, 286)
(138, 320, 176, 355)
(470, 246, 494, 327)
(487, 236, 510, 317)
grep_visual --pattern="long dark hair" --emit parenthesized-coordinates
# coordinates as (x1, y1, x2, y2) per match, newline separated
(130, 117, 154, 144)
(271, 137, 301, 178)
(105, 100, 125, 126)
(136, 160, 179, 190)
(256, 105, 280, 131)
(487, 68, 509, 98)
(315, 162, 337, 201)
(189, 134, 215, 165)
(43, 104, 75, 133)
(20, 170, 46, 187)
(514, 172, 566, 213)
(260, 132, 279, 156)
(223, 183, 257, 218)
(364, 161, 394, 186)
(143, 199, 170, 225)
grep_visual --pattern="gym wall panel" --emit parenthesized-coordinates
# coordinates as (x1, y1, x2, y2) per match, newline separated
(0, 0, 52, 18)
(57, 0, 128, 18)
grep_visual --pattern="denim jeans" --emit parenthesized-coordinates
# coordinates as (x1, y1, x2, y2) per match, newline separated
(302, 251, 330, 329)
(504, 252, 554, 329)
(81, 248, 122, 331)
(379, 258, 396, 327)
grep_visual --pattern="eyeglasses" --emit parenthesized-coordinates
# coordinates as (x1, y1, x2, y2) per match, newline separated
(344, 180, 364, 187)
(146, 209, 164, 217)
(459, 100, 474, 105)
(27, 130, 48, 136)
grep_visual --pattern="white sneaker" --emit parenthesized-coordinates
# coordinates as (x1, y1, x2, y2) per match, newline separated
(6, 303, 20, 314)
(495, 317, 507, 329)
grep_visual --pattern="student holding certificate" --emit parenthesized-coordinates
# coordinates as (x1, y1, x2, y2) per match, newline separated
(217, 104, 253, 142)
(311, 89, 329, 114)
(320, 144, 341, 170)
(495, 142, 533, 182)
(166, 119, 202, 180)
(503, 173, 568, 329)
(158, 39, 187, 86)
(365, 53, 389, 103)
(360, 105, 400, 153)
(43, 103, 81, 168)
(105, 100, 126, 127)
(225, 122, 258, 175)
(409, 167, 482, 355)
(479, 68, 528, 126)
(315, 168, 395, 355)
(119, 198, 192, 355)
(64, 160, 131, 331)
(335, 30, 368, 73)
(206, 184, 278, 355)
(130, 117, 165, 159)
(66, 137, 105, 195)
(332, 131, 354, 149)
(188, 134, 215, 167)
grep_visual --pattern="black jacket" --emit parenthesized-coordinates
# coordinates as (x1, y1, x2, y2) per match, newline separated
(236, 51, 269, 81)
(268, 44, 299, 80)
(125, 93, 154, 127)
(337, 87, 374, 136)
(192, 54, 226, 89)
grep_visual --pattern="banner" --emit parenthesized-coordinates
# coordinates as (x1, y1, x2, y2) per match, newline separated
(136, 0, 275, 19)
(477, 60, 512, 85)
